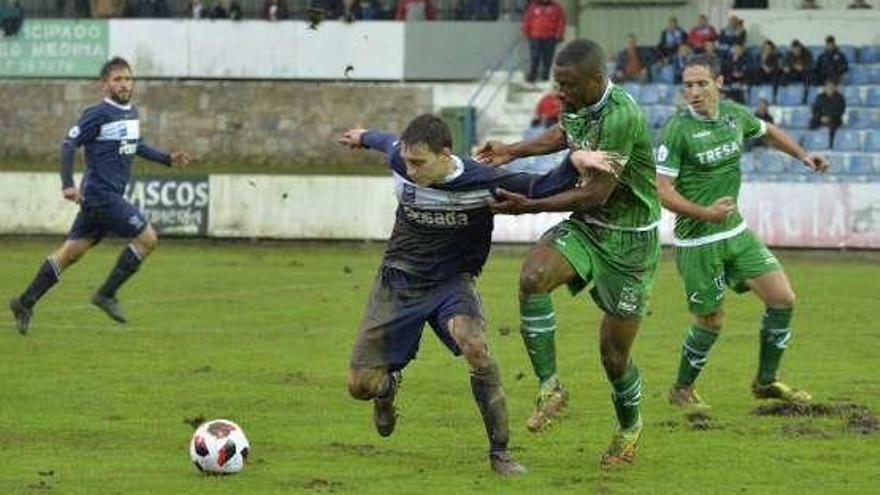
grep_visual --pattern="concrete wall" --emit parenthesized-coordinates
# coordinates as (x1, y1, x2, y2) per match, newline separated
(0, 79, 433, 166)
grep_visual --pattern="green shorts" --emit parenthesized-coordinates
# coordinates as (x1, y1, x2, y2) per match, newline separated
(546, 218, 660, 318)
(675, 228, 782, 315)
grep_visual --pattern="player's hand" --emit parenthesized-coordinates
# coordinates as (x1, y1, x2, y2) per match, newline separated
(704, 196, 736, 223)
(338, 129, 367, 148)
(475, 140, 515, 166)
(170, 151, 193, 168)
(801, 153, 829, 173)
(569, 150, 623, 176)
(62, 187, 82, 204)
(488, 188, 532, 214)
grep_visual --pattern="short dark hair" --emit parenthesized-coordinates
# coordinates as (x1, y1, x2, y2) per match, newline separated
(825, 35, 835, 44)
(100, 56, 131, 80)
(400, 114, 452, 154)
(684, 53, 721, 78)
(555, 39, 607, 76)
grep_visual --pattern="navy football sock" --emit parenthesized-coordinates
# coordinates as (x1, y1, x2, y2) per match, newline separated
(97, 245, 143, 298)
(19, 257, 61, 309)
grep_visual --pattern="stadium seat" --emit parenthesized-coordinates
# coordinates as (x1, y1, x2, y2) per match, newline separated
(859, 45, 880, 64)
(785, 107, 812, 129)
(833, 129, 863, 151)
(648, 105, 676, 128)
(807, 45, 824, 61)
(869, 65, 880, 84)
(847, 154, 875, 175)
(846, 108, 870, 129)
(841, 85, 863, 106)
(865, 129, 880, 152)
(740, 152, 756, 174)
(845, 66, 871, 85)
(748, 85, 775, 106)
(785, 129, 807, 144)
(639, 83, 660, 105)
(776, 85, 804, 106)
(806, 85, 820, 105)
(756, 151, 789, 174)
(803, 130, 831, 151)
(866, 87, 880, 107)
(622, 82, 641, 100)
(653, 64, 675, 84)
(839, 45, 858, 64)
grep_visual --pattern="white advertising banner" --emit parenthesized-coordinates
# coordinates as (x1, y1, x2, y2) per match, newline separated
(2, 173, 879, 249)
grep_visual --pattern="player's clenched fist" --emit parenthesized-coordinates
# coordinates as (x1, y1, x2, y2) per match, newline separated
(475, 140, 514, 166)
(339, 128, 367, 148)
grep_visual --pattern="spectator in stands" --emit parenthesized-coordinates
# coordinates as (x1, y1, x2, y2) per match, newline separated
(687, 13, 717, 52)
(810, 79, 846, 146)
(263, 0, 289, 20)
(343, 0, 381, 20)
(312, 0, 345, 19)
(814, 35, 849, 84)
(189, 0, 207, 18)
(717, 15, 746, 55)
(530, 91, 562, 128)
(670, 43, 692, 84)
(756, 40, 781, 86)
(721, 43, 749, 103)
(125, 0, 169, 17)
(56, 0, 92, 18)
(521, 0, 566, 84)
(396, 0, 437, 20)
(847, 0, 872, 8)
(229, 0, 242, 19)
(799, 0, 820, 8)
(782, 40, 813, 89)
(209, 0, 228, 18)
(656, 16, 687, 62)
(461, 0, 499, 20)
(749, 97, 774, 149)
(614, 34, 649, 83)
(0, 0, 22, 37)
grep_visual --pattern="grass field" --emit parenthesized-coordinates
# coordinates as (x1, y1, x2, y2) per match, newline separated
(2, 237, 878, 494)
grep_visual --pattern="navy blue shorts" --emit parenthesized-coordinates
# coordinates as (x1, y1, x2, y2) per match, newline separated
(67, 196, 148, 242)
(349, 266, 484, 371)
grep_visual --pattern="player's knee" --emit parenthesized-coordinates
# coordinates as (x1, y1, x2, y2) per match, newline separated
(519, 264, 551, 294)
(600, 350, 629, 378)
(769, 289, 796, 309)
(460, 337, 490, 368)
(696, 309, 725, 331)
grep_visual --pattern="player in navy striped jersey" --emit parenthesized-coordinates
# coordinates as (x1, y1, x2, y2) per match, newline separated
(8, 57, 192, 334)
(338, 114, 616, 475)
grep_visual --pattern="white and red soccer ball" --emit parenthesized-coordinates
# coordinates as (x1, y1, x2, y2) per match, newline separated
(189, 419, 250, 474)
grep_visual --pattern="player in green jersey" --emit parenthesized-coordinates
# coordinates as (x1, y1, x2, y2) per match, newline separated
(477, 39, 660, 467)
(657, 55, 829, 413)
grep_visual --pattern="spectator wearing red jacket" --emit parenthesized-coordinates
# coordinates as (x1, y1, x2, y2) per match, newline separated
(395, 0, 436, 20)
(530, 91, 562, 127)
(687, 14, 717, 52)
(522, 0, 566, 83)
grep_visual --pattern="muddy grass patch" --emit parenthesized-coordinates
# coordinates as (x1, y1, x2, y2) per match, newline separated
(752, 402, 879, 435)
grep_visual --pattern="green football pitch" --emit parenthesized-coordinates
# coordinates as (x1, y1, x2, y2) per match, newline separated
(2, 238, 878, 494)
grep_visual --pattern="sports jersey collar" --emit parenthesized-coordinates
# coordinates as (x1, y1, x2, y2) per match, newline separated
(103, 98, 132, 111)
(579, 80, 613, 115)
(686, 103, 720, 122)
(442, 155, 464, 182)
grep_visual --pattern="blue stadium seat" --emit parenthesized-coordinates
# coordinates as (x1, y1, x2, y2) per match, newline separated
(834, 129, 863, 151)
(806, 85, 820, 105)
(841, 85, 863, 106)
(845, 66, 871, 85)
(655, 83, 676, 102)
(866, 87, 880, 107)
(785, 129, 807, 144)
(776, 85, 804, 106)
(869, 65, 880, 84)
(846, 107, 880, 129)
(756, 151, 790, 174)
(740, 152, 756, 174)
(847, 154, 875, 175)
(865, 129, 880, 152)
(785, 107, 812, 129)
(639, 83, 660, 105)
(839, 45, 858, 64)
(860, 45, 880, 64)
(622, 82, 641, 100)
(803, 130, 831, 151)
(748, 85, 775, 106)
(649, 105, 676, 128)
(807, 45, 824, 61)
(653, 64, 675, 84)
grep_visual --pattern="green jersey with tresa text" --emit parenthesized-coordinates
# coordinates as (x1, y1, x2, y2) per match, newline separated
(656, 99, 767, 244)
(559, 82, 660, 231)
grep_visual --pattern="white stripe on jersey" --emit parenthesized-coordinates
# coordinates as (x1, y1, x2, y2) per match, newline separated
(96, 119, 140, 141)
(392, 172, 494, 212)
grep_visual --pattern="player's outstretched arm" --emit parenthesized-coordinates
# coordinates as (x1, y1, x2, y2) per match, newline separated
(475, 125, 566, 166)
(136, 141, 187, 167)
(657, 174, 734, 223)
(764, 123, 829, 173)
(338, 128, 398, 155)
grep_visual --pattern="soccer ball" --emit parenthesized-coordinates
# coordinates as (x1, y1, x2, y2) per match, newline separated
(189, 419, 250, 474)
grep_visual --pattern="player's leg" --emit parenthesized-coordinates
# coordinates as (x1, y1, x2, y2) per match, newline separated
(9, 209, 98, 334)
(670, 243, 726, 411)
(446, 314, 525, 476)
(348, 267, 428, 437)
(519, 234, 579, 432)
(526, 38, 541, 83)
(729, 231, 809, 402)
(599, 313, 644, 467)
(92, 202, 155, 323)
